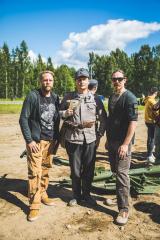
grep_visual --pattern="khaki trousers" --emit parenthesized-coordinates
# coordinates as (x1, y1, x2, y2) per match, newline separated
(27, 140, 54, 210)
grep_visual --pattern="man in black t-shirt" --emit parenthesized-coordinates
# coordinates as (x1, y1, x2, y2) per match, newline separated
(19, 71, 59, 222)
(40, 92, 56, 140)
(105, 70, 138, 226)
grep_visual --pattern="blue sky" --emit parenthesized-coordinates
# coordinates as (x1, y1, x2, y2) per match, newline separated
(1, 0, 160, 68)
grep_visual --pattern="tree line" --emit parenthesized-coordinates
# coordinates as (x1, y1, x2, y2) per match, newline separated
(0, 40, 160, 99)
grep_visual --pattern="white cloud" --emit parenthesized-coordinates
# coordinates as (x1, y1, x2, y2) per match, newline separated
(55, 19, 160, 69)
(28, 50, 47, 63)
(28, 50, 37, 62)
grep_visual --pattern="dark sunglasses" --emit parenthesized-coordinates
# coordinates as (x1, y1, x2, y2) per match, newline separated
(112, 77, 124, 82)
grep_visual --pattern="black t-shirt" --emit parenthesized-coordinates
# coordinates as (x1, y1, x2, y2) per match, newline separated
(107, 90, 138, 142)
(40, 93, 56, 140)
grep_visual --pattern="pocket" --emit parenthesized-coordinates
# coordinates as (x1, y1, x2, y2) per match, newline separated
(86, 103, 96, 111)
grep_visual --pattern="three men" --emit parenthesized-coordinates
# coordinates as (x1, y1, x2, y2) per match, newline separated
(19, 67, 138, 227)
(106, 70, 138, 225)
(19, 70, 59, 221)
(60, 68, 106, 206)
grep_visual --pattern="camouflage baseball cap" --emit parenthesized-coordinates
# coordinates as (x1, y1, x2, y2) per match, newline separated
(75, 68, 89, 79)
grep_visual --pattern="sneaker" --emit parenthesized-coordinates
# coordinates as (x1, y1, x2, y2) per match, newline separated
(147, 154, 155, 164)
(104, 198, 117, 206)
(42, 197, 55, 206)
(68, 198, 78, 207)
(116, 209, 129, 226)
(82, 195, 97, 206)
(27, 209, 39, 222)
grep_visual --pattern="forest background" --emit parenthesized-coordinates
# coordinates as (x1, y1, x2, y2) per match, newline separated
(0, 41, 160, 99)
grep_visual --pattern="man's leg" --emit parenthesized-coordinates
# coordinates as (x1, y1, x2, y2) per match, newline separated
(146, 123, 155, 160)
(27, 142, 42, 210)
(103, 141, 117, 206)
(65, 141, 82, 202)
(116, 143, 131, 211)
(41, 140, 54, 204)
(81, 141, 96, 198)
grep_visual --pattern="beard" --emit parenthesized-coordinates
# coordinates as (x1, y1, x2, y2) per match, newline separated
(42, 85, 52, 93)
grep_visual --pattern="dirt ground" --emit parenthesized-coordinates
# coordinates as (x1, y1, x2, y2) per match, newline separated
(0, 112, 160, 240)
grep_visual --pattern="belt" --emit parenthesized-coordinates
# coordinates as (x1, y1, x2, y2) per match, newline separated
(64, 120, 95, 129)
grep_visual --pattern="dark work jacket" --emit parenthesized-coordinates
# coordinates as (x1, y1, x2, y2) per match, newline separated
(107, 90, 138, 143)
(19, 89, 60, 144)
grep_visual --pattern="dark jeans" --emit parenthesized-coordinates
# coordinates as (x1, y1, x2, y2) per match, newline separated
(65, 141, 96, 200)
(145, 123, 155, 157)
(108, 141, 131, 211)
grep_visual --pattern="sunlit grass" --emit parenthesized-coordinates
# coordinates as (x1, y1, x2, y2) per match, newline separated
(138, 105, 144, 111)
(0, 104, 22, 114)
(0, 101, 144, 114)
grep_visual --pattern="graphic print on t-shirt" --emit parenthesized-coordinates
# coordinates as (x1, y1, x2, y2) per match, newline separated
(40, 96, 55, 140)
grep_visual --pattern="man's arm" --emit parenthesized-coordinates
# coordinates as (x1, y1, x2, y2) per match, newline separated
(19, 92, 39, 153)
(123, 121, 137, 145)
(118, 121, 137, 159)
(95, 96, 107, 147)
(19, 93, 33, 144)
(95, 96, 107, 136)
(118, 92, 138, 159)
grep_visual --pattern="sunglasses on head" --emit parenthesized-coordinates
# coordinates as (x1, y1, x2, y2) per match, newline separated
(112, 77, 124, 82)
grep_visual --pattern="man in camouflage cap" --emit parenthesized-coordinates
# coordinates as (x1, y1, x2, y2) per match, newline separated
(60, 68, 106, 206)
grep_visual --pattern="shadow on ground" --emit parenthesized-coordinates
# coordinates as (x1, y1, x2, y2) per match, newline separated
(134, 201, 160, 224)
(0, 175, 73, 215)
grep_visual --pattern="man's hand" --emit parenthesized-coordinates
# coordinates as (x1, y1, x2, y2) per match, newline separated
(27, 141, 39, 153)
(118, 144, 128, 159)
(64, 109, 74, 118)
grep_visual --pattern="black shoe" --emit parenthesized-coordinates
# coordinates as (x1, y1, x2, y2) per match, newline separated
(82, 195, 97, 206)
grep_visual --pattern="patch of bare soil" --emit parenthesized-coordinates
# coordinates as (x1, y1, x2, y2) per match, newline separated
(0, 113, 160, 240)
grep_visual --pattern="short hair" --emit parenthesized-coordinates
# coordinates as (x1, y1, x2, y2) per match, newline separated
(88, 79, 98, 90)
(39, 70, 54, 81)
(112, 69, 125, 77)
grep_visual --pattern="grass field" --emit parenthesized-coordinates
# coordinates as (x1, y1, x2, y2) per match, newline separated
(138, 105, 144, 111)
(0, 98, 24, 101)
(0, 102, 144, 114)
(0, 104, 22, 114)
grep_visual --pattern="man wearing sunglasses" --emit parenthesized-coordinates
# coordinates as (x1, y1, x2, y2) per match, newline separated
(106, 70, 138, 225)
